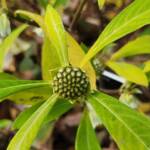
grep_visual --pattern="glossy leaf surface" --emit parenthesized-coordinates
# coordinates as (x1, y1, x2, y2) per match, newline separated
(107, 61, 148, 86)
(81, 0, 150, 67)
(98, 0, 105, 9)
(111, 36, 150, 60)
(0, 80, 51, 102)
(16, 6, 69, 80)
(75, 109, 101, 150)
(13, 99, 73, 129)
(88, 91, 150, 150)
(7, 94, 58, 150)
(144, 61, 150, 73)
(67, 33, 96, 89)
(0, 24, 28, 71)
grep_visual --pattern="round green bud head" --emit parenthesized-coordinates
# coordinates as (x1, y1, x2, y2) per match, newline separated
(52, 66, 90, 99)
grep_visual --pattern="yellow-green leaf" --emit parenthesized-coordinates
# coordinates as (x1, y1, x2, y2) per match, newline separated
(144, 61, 150, 73)
(15, 10, 45, 29)
(0, 13, 11, 38)
(98, 0, 105, 9)
(12, 102, 43, 129)
(88, 91, 150, 150)
(13, 98, 72, 129)
(0, 24, 28, 71)
(80, 0, 150, 67)
(16, 6, 69, 80)
(44, 5, 69, 67)
(111, 36, 150, 60)
(67, 33, 96, 89)
(0, 80, 51, 103)
(0, 75, 51, 105)
(106, 61, 148, 86)
(7, 94, 58, 150)
(8, 86, 52, 105)
(75, 109, 101, 150)
(42, 37, 61, 80)
(0, 72, 17, 79)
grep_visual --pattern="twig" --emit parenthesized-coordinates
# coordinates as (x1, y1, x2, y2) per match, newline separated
(69, 0, 87, 31)
(99, 88, 119, 96)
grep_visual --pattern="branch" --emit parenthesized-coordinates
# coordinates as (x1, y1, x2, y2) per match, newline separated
(69, 0, 87, 31)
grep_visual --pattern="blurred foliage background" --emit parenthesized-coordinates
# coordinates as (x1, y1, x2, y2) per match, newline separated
(0, 0, 149, 149)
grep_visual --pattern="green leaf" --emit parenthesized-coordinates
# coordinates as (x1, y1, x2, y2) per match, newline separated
(0, 80, 51, 102)
(15, 11, 44, 29)
(12, 102, 43, 129)
(38, 0, 49, 8)
(0, 119, 12, 128)
(75, 109, 101, 150)
(144, 61, 150, 73)
(43, 31, 96, 82)
(111, 36, 150, 60)
(0, 24, 28, 71)
(88, 91, 150, 150)
(13, 99, 73, 129)
(8, 85, 52, 104)
(16, 6, 69, 80)
(98, 0, 105, 9)
(7, 94, 58, 150)
(80, 0, 150, 67)
(67, 33, 96, 89)
(107, 61, 148, 86)
(42, 37, 62, 80)
(147, 72, 150, 83)
(44, 5, 69, 67)
(0, 72, 17, 79)
(141, 27, 150, 36)
(44, 98, 73, 124)
(0, 75, 52, 104)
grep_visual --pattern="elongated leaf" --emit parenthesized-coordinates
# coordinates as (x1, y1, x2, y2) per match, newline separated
(13, 98, 73, 129)
(67, 33, 96, 89)
(7, 94, 58, 150)
(13, 102, 43, 129)
(147, 73, 150, 83)
(144, 61, 150, 73)
(111, 36, 150, 60)
(44, 5, 69, 66)
(0, 72, 17, 79)
(107, 61, 148, 86)
(16, 6, 69, 80)
(15, 11, 44, 29)
(44, 98, 73, 124)
(0, 75, 52, 104)
(80, 0, 150, 67)
(75, 109, 101, 150)
(98, 0, 105, 9)
(0, 80, 51, 102)
(88, 91, 150, 150)
(42, 37, 61, 80)
(0, 24, 28, 71)
(8, 85, 52, 104)
(38, 0, 49, 8)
